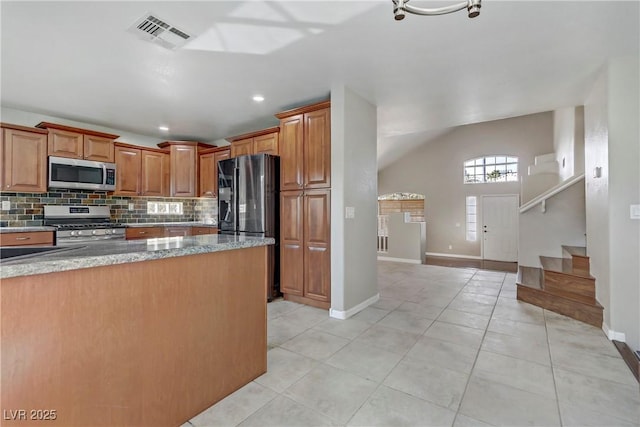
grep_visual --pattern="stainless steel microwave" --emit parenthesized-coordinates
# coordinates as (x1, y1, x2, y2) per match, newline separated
(48, 156, 116, 191)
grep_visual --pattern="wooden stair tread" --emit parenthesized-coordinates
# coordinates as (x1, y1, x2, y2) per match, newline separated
(540, 256, 593, 279)
(516, 266, 542, 289)
(562, 245, 588, 258)
(517, 285, 603, 327)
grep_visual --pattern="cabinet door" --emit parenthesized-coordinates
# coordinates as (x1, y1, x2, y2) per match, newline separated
(199, 152, 216, 197)
(230, 138, 253, 158)
(279, 115, 304, 191)
(304, 189, 331, 302)
(141, 150, 168, 196)
(253, 132, 278, 156)
(280, 190, 304, 296)
(1, 129, 47, 192)
(304, 108, 331, 189)
(170, 145, 198, 197)
(48, 128, 83, 158)
(114, 145, 141, 196)
(83, 135, 114, 162)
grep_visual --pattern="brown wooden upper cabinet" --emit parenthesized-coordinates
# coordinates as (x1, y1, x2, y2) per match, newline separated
(0, 123, 48, 192)
(275, 101, 330, 191)
(199, 147, 230, 198)
(36, 122, 118, 162)
(226, 127, 279, 158)
(158, 141, 212, 197)
(114, 143, 169, 197)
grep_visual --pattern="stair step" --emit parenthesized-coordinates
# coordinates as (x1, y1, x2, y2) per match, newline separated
(562, 245, 587, 257)
(517, 266, 596, 307)
(516, 267, 603, 328)
(540, 256, 592, 278)
(516, 266, 542, 289)
(561, 245, 590, 272)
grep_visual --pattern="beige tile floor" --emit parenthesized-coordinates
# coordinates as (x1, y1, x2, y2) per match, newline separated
(184, 261, 640, 427)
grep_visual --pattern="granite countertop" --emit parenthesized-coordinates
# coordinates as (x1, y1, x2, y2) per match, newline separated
(1, 234, 274, 279)
(0, 226, 57, 233)
(124, 222, 218, 228)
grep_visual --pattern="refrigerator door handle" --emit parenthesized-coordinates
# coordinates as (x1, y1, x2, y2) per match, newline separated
(233, 166, 239, 232)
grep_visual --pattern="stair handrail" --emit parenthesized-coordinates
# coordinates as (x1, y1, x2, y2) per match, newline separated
(520, 173, 585, 213)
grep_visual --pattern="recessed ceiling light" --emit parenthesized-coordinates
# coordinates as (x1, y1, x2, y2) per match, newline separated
(159, 126, 169, 131)
(252, 95, 265, 102)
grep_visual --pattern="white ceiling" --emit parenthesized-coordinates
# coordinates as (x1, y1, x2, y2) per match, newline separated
(1, 1, 638, 169)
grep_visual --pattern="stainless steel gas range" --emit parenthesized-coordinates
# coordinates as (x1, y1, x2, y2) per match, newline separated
(44, 205, 126, 246)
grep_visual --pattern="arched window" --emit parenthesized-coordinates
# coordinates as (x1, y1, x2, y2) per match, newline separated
(464, 155, 518, 184)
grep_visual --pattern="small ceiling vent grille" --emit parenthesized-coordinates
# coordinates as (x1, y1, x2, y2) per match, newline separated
(128, 13, 191, 50)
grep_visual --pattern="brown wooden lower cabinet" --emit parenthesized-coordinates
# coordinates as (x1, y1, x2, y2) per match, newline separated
(1, 246, 268, 427)
(0, 231, 54, 247)
(280, 189, 330, 309)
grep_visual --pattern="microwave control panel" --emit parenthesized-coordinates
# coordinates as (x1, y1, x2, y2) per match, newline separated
(106, 169, 116, 185)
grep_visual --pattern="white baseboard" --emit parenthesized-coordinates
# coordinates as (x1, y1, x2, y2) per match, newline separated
(330, 293, 380, 320)
(377, 256, 421, 264)
(425, 252, 482, 260)
(602, 323, 626, 342)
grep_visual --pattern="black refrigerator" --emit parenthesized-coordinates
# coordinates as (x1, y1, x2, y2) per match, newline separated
(218, 153, 279, 299)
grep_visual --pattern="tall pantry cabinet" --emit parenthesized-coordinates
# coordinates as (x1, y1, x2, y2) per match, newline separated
(276, 100, 331, 309)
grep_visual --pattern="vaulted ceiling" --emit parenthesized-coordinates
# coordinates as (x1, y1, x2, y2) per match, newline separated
(1, 1, 638, 168)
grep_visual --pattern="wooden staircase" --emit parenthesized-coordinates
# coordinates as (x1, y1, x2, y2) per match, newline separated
(516, 245, 603, 327)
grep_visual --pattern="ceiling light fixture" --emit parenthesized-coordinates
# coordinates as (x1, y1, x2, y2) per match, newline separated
(392, 0, 481, 20)
(159, 126, 169, 131)
(252, 95, 265, 102)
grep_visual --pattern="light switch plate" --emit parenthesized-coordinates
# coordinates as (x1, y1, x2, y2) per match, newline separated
(345, 206, 355, 219)
(1, 201, 10, 211)
(631, 204, 640, 220)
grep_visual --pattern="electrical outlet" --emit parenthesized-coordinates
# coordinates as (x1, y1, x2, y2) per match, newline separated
(128, 203, 135, 211)
(448, 245, 453, 250)
(631, 204, 640, 220)
(1, 201, 10, 211)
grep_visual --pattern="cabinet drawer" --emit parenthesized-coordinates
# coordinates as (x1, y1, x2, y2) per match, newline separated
(191, 227, 218, 235)
(125, 227, 165, 240)
(0, 231, 54, 246)
(164, 227, 190, 237)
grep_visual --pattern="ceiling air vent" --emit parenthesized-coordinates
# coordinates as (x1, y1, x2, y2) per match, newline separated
(128, 13, 191, 50)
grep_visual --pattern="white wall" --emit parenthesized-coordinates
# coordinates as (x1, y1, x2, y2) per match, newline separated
(379, 112, 554, 258)
(384, 213, 425, 263)
(330, 85, 379, 318)
(554, 107, 576, 181)
(607, 57, 639, 350)
(585, 57, 640, 351)
(0, 107, 214, 148)
(518, 181, 586, 267)
(553, 106, 586, 182)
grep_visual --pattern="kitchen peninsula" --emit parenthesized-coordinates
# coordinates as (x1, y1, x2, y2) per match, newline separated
(1, 234, 273, 426)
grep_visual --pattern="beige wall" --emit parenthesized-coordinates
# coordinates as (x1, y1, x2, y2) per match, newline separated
(378, 112, 554, 257)
(585, 57, 640, 351)
(330, 85, 379, 318)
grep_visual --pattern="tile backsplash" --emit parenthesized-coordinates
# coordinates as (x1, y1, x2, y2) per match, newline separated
(0, 190, 218, 227)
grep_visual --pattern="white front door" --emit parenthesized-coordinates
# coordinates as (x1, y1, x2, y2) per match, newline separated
(482, 195, 519, 262)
